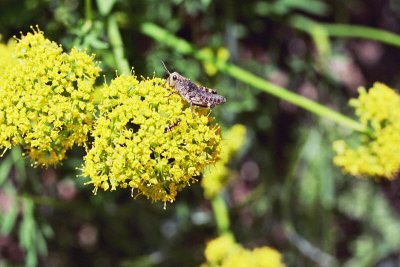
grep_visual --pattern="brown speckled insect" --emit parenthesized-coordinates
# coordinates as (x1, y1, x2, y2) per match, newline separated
(161, 61, 226, 116)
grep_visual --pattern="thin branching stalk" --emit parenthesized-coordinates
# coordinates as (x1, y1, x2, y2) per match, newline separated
(140, 23, 366, 133)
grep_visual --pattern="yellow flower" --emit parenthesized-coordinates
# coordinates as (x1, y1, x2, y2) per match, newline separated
(202, 235, 285, 267)
(333, 82, 400, 178)
(0, 27, 100, 165)
(253, 247, 286, 267)
(201, 47, 230, 76)
(82, 74, 222, 203)
(202, 124, 246, 199)
(204, 234, 239, 263)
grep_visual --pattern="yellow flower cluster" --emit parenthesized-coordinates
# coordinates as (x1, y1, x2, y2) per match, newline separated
(333, 82, 400, 178)
(0, 28, 223, 202)
(82, 74, 222, 203)
(201, 235, 285, 267)
(201, 47, 230, 76)
(202, 124, 246, 199)
(0, 28, 100, 165)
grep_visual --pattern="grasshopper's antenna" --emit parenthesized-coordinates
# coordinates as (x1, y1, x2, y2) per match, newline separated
(161, 60, 171, 75)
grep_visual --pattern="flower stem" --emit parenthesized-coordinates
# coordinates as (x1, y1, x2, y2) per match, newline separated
(140, 23, 366, 133)
(211, 195, 230, 235)
(84, 0, 92, 22)
(216, 62, 366, 132)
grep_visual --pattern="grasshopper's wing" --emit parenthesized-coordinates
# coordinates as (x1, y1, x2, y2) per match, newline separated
(189, 94, 218, 108)
(190, 98, 211, 108)
(198, 85, 217, 94)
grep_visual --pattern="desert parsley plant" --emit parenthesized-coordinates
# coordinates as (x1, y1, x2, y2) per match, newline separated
(82, 74, 222, 203)
(0, 27, 100, 166)
(333, 82, 400, 178)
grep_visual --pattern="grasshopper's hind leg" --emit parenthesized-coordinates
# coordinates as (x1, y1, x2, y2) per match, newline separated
(190, 103, 195, 118)
(206, 102, 215, 116)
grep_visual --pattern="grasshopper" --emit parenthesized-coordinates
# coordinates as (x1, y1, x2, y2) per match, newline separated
(161, 61, 226, 116)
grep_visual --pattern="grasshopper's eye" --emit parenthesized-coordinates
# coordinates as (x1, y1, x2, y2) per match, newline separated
(172, 75, 177, 81)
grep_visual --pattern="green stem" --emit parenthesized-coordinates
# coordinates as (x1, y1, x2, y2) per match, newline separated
(107, 15, 130, 75)
(211, 195, 230, 235)
(20, 194, 62, 207)
(218, 63, 365, 131)
(324, 24, 400, 48)
(140, 23, 366, 133)
(290, 15, 400, 48)
(84, 0, 92, 22)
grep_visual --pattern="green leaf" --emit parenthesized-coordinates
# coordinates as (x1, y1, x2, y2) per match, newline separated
(26, 249, 38, 267)
(19, 198, 35, 248)
(10, 147, 26, 181)
(36, 231, 48, 255)
(0, 197, 18, 234)
(0, 153, 13, 186)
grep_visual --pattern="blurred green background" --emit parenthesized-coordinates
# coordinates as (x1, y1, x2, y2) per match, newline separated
(1, 0, 400, 266)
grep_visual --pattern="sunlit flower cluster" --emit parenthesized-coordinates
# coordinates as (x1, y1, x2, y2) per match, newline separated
(82, 74, 222, 203)
(333, 82, 400, 178)
(201, 235, 285, 267)
(0, 28, 100, 165)
(202, 124, 246, 199)
(0, 28, 224, 202)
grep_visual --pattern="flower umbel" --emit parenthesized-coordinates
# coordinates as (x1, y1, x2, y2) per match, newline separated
(333, 82, 400, 178)
(0, 28, 100, 165)
(201, 235, 285, 267)
(82, 74, 222, 203)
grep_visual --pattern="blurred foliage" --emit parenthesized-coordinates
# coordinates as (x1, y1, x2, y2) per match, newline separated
(1, 0, 400, 266)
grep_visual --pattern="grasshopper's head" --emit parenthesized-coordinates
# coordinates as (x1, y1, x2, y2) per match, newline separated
(167, 72, 185, 87)
(161, 61, 183, 87)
